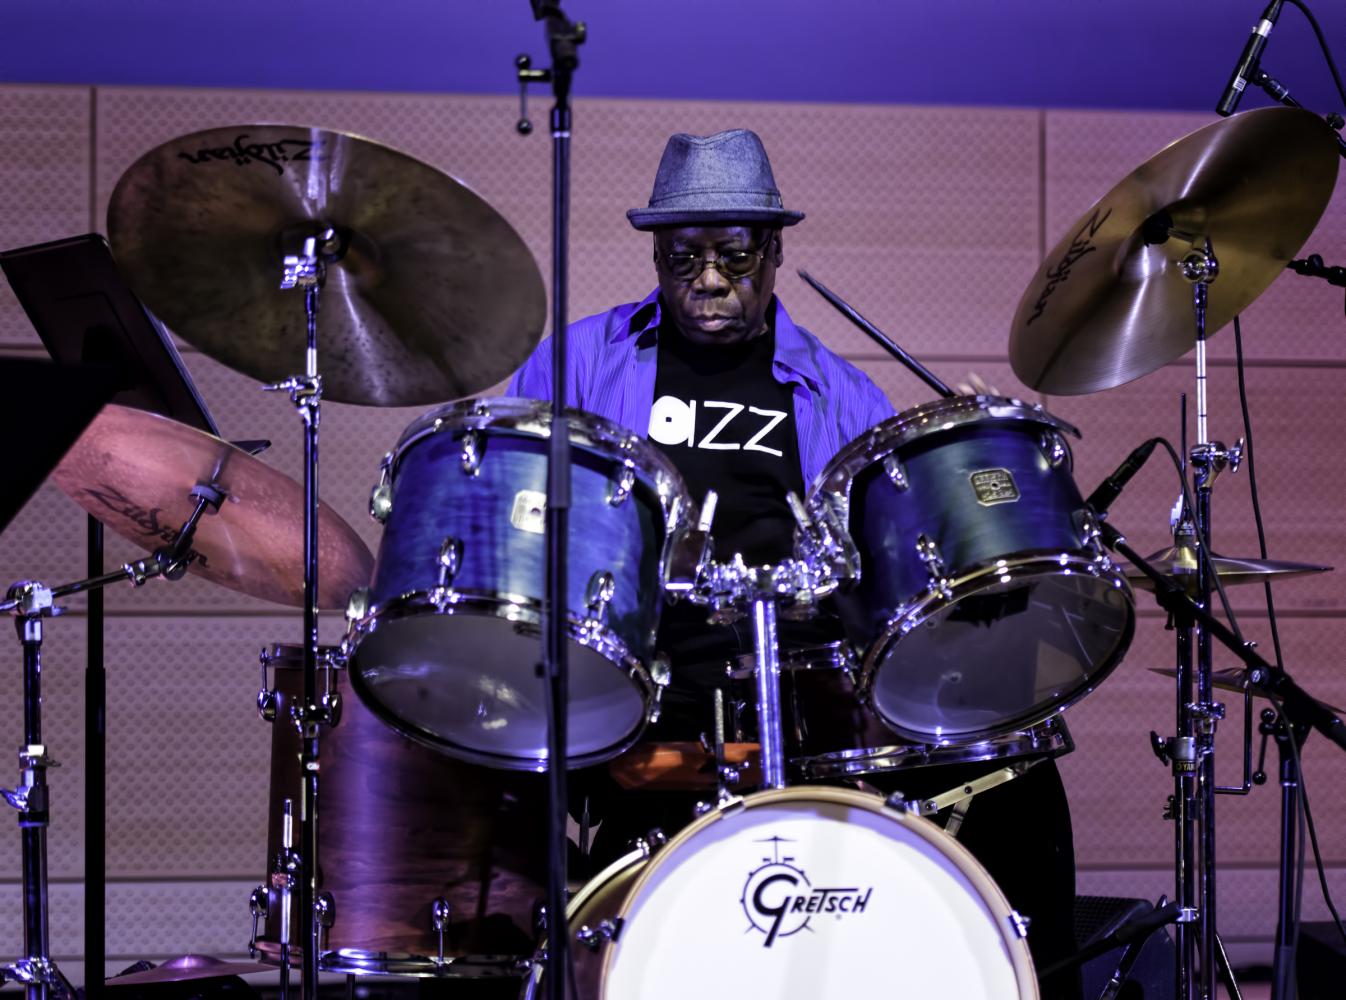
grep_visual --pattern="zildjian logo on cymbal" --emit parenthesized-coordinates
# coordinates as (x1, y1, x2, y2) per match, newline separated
(1026, 205, 1113, 326)
(176, 134, 317, 176)
(740, 836, 874, 948)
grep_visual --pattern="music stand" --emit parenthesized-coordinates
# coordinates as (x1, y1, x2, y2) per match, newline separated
(1, 234, 221, 987)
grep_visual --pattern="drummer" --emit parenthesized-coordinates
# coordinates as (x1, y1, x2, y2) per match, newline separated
(507, 129, 1080, 997)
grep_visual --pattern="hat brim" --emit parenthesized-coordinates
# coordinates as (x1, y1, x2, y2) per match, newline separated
(627, 206, 805, 232)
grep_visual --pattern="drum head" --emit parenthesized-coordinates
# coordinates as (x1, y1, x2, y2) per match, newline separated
(869, 562, 1133, 742)
(349, 611, 648, 769)
(601, 787, 1037, 999)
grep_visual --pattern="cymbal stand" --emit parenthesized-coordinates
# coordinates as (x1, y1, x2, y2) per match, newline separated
(0, 490, 216, 999)
(268, 231, 343, 1000)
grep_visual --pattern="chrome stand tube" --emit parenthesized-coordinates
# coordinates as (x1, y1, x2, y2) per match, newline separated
(751, 598, 785, 789)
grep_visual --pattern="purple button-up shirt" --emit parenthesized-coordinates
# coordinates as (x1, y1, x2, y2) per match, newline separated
(506, 289, 896, 487)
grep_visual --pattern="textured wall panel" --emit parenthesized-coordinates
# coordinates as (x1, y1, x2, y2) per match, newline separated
(0, 86, 92, 348)
(1043, 109, 1346, 366)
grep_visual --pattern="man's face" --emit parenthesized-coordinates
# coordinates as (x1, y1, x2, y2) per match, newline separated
(654, 225, 783, 346)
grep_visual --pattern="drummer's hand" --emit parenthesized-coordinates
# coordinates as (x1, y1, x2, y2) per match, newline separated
(954, 371, 1000, 397)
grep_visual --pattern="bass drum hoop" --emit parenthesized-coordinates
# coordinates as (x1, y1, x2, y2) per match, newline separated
(598, 786, 1038, 999)
(860, 550, 1134, 743)
(346, 589, 656, 770)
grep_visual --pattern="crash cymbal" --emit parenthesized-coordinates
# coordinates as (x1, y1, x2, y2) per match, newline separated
(107, 125, 546, 406)
(1148, 667, 1345, 714)
(1126, 539, 1331, 591)
(51, 404, 372, 608)
(1010, 107, 1339, 395)
(108, 955, 271, 986)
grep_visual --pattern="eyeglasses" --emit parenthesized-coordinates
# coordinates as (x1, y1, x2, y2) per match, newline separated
(657, 242, 773, 282)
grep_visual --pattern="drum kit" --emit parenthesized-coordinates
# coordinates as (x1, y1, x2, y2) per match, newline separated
(2, 44, 1346, 1000)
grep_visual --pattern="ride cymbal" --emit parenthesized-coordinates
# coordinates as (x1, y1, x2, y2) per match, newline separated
(1148, 667, 1345, 714)
(1011, 107, 1339, 395)
(51, 404, 373, 608)
(107, 125, 546, 406)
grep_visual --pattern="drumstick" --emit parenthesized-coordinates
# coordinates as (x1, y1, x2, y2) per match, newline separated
(797, 269, 955, 399)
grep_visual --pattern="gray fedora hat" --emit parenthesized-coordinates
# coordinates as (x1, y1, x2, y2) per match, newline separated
(627, 129, 804, 231)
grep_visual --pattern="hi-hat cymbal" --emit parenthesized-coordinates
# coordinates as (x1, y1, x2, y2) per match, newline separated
(1148, 667, 1345, 714)
(1010, 107, 1339, 395)
(107, 125, 546, 406)
(1126, 539, 1331, 591)
(108, 955, 272, 987)
(52, 404, 372, 608)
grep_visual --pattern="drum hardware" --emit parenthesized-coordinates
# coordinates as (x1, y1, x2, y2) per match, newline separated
(432, 899, 452, 966)
(679, 492, 857, 790)
(106, 955, 274, 987)
(887, 758, 1046, 836)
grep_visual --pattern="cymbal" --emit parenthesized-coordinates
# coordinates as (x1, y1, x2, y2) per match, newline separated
(1126, 540, 1331, 591)
(52, 404, 373, 609)
(1148, 667, 1345, 714)
(1010, 107, 1339, 395)
(610, 741, 762, 791)
(107, 125, 546, 406)
(108, 955, 272, 986)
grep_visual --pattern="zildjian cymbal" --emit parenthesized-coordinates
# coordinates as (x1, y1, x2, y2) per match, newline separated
(107, 955, 273, 987)
(1125, 538, 1331, 592)
(107, 125, 546, 406)
(1010, 107, 1339, 395)
(51, 404, 373, 608)
(1148, 667, 1345, 714)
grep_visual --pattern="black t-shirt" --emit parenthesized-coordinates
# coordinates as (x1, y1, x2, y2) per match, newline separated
(646, 314, 839, 735)
(648, 316, 804, 566)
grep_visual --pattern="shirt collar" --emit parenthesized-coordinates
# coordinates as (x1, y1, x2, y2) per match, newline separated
(615, 289, 822, 392)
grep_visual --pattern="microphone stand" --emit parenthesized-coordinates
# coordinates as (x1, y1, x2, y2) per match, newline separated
(518, 6, 585, 998)
(1249, 68, 1346, 159)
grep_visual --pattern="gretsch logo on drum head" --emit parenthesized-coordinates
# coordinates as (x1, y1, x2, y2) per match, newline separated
(970, 468, 1020, 506)
(740, 836, 873, 948)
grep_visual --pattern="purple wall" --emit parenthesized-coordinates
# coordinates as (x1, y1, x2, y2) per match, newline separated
(2, 0, 1345, 114)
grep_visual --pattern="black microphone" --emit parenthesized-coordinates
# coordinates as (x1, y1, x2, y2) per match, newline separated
(1216, 0, 1285, 116)
(1086, 438, 1160, 516)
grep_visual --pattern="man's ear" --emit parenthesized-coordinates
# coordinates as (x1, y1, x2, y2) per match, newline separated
(772, 230, 785, 267)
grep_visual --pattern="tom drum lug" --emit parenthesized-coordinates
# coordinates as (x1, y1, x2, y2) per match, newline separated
(585, 570, 616, 624)
(248, 884, 268, 957)
(1039, 429, 1070, 469)
(575, 918, 623, 951)
(433, 536, 464, 608)
(345, 587, 370, 625)
(882, 454, 909, 491)
(431, 897, 451, 965)
(369, 452, 394, 522)
(915, 533, 953, 599)
(256, 648, 278, 723)
(460, 430, 484, 476)
(314, 891, 335, 951)
(608, 461, 637, 507)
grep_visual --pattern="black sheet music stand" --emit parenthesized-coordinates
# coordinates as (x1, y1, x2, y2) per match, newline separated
(1, 234, 221, 987)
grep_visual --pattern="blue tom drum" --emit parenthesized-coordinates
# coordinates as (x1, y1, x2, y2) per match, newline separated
(345, 398, 690, 770)
(810, 395, 1134, 744)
